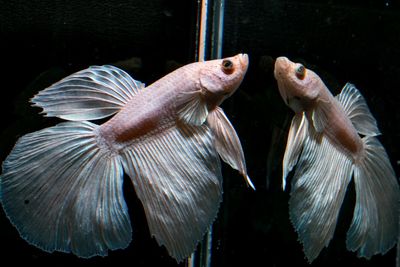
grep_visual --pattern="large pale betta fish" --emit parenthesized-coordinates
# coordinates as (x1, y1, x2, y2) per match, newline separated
(274, 56, 400, 262)
(0, 54, 254, 262)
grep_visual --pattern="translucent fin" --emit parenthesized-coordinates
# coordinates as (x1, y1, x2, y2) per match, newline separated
(121, 123, 222, 262)
(0, 122, 131, 257)
(176, 90, 208, 125)
(207, 107, 255, 190)
(282, 113, 307, 190)
(336, 83, 380, 136)
(347, 136, 400, 258)
(311, 100, 331, 133)
(31, 65, 145, 121)
(289, 127, 353, 263)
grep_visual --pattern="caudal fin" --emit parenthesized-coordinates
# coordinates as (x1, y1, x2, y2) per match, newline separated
(0, 121, 132, 257)
(347, 135, 400, 258)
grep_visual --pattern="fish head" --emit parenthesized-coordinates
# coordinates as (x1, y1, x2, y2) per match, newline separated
(274, 57, 321, 113)
(199, 54, 249, 107)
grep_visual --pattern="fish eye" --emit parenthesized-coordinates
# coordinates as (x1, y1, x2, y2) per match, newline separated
(295, 65, 306, 80)
(222, 59, 234, 74)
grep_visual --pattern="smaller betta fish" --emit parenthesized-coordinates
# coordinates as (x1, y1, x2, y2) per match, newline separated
(0, 54, 254, 262)
(274, 56, 400, 263)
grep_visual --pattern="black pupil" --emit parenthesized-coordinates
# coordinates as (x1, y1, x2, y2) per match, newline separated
(223, 60, 233, 69)
(297, 66, 304, 74)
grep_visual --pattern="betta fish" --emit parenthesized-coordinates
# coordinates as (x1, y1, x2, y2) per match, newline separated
(0, 54, 254, 262)
(274, 56, 400, 262)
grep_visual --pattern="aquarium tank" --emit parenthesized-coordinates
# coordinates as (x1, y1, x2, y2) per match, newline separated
(0, 1, 399, 267)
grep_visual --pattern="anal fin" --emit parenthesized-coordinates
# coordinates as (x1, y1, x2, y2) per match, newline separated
(121, 123, 222, 262)
(289, 125, 353, 262)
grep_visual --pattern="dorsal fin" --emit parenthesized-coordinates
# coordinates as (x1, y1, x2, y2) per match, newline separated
(336, 83, 380, 136)
(31, 65, 145, 121)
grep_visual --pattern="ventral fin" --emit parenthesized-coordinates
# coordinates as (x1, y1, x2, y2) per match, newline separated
(282, 113, 307, 190)
(176, 90, 208, 125)
(336, 83, 380, 136)
(121, 123, 223, 262)
(31, 65, 145, 121)
(207, 107, 255, 190)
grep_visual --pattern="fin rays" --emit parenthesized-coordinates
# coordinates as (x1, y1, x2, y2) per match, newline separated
(347, 136, 400, 258)
(285, 84, 400, 262)
(289, 123, 353, 262)
(1, 122, 132, 257)
(336, 83, 380, 136)
(176, 90, 208, 125)
(121, 124, 222, 262)
(32, 65, 145, 121)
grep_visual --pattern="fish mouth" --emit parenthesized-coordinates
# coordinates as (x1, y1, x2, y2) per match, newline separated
(274, 56, 290, 79)
(238, 53, 249, 71)
(275, 56, 289, 65)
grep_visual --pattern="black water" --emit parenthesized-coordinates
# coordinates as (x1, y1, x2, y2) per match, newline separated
(1, 1, 399, 266)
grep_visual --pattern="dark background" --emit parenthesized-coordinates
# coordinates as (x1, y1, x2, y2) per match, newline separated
(0, 0, 399, 266)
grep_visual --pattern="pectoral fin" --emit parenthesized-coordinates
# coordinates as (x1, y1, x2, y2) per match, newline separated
(176, 90, 209, 125)
(207, 107, 254, 189)
(310, 100, 331, 133)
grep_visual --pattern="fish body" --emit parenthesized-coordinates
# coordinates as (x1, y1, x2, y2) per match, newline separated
(276, 57, 363, 159)
(0, 54, 253, 262)
(98, 56, 249, 144)
(274, 56, 400, 262)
